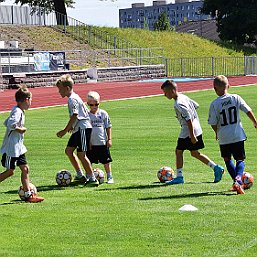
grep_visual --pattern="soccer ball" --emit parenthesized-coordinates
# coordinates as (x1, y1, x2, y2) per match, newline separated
(56, 170, 72, 186)
(242, 172, 254, 189)
(93, 168, 105, 184)
(18, 182, 37, 200)
(157, 166, 174, 183)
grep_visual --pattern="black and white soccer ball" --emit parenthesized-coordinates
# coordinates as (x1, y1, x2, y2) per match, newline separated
(56, 170, 72, 186)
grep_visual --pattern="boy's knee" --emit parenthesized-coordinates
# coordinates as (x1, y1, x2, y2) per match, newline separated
(190, 151, 199, 158)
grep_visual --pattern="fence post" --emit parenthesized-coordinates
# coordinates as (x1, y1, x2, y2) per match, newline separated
(140, 48, 142, 66)
(211, 56, 214, 77)
(165, 58, 169, 77)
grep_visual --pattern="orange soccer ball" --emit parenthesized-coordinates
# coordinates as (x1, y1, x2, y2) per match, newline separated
(157, 166, 174, 183)
(242, 172, 254, 189)
(18, 182, 37, 200)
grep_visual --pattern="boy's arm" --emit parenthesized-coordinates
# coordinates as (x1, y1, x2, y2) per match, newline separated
(246, 111, 257, 129)
(186, 119, 197, 144)
(57, 114, 77, 138)
(15, 127, 27, 134)
(106, 127, 112, 147)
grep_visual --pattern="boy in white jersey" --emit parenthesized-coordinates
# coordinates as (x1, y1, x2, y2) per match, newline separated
(161, 80, 224, 185)
(0, 85, 44, 203)
(208, 75, 257, 194)
(86, 91, 114, 184)
(56, 75, 98, 187)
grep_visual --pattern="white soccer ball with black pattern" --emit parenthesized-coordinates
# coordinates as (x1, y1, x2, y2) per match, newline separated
(56, 170, 72, 186)
(18, 182, 37, 200)
(93, 168, 105, 184)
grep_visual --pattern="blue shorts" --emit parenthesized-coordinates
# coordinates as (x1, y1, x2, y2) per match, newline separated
(67, 128, 92, 152)
(1, 153, 27, 170)
(176, 135, 205, 151)
(220, 141, 245, 160)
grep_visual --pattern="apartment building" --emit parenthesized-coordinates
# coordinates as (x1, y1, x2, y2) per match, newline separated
(119, 0, 210, 30)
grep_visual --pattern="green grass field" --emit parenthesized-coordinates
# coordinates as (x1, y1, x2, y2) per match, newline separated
(0, 86, 257, 257)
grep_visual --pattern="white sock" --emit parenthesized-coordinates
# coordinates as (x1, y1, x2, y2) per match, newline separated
(176, 168, 183, 177)
(207, 161, 216, 170)
(24, 191, 32, 198)
(76, 170, 84, 177)
(107, 172, 112, 179)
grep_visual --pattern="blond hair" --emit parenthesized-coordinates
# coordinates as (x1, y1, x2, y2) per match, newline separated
(214, 75, 229, 88)
(87, 91, 100, 102)
(56, 74, 74, 88)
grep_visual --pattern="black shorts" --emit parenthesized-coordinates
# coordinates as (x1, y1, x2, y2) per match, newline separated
(67, 128, 92, 152)
(1, 153, 27, 170)
(87, 145, 112, 164)
(176, 135, 205, 151)
(220, 141, 245, 160)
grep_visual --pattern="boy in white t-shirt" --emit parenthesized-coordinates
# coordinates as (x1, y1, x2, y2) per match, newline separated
(208, 75, 257, 194)
(86, 91, 114, 184)
(0, 85, 44, 202)
(161, 80, 224, 185)
(56, 75, 98, 187)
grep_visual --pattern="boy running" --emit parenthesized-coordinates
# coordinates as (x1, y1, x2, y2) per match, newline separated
(0, 85, 44, 202)
(208, 75, 257, 194)
(161, 80, 224, 184)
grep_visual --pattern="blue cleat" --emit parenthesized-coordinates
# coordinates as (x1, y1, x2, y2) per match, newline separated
(214, 165, 224, 183)
(165, 176, 184, 185)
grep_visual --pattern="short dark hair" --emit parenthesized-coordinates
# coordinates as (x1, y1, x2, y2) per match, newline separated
(15, 85, 31, 102)
(161, 80, 177, 90)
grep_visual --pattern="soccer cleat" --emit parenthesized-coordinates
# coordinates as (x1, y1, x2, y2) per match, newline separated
(214, 165, 224, 183)
(84, 179, 99, 187)
(107, 177, 114, 184)
(165, 176, 184, 185)
(25, 194, 44, 203)
(74, 174, 87, 183)
(232, 181, 245, 195)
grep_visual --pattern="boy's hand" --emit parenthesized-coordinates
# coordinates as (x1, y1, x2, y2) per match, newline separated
(16, 127, 27, 134)
(107, 139, 112, 147)
(56, 130, 66, 138)
(191, 135, 198, 144)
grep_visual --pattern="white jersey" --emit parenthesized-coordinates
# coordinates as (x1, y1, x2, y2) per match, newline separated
(1, 106, 27, 157)
(89, 109, 112, 145)
(68, 92, 92, 133)
(174, 93, 202, 138)
(208, 93, 251, 145)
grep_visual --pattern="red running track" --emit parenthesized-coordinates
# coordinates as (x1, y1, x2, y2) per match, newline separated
(0, 76, 256, 112)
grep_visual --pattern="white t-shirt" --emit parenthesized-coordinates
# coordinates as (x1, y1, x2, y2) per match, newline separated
(89, 109, 112, 145)
(174, 93, 202, 138)
(1, 106, 27, 157)
(68, 92, 92, 133)
(208, 93, 251, 145)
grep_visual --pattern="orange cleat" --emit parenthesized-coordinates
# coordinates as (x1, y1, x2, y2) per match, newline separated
(232, 182, 245, 195)
(25, 194, 45, 203)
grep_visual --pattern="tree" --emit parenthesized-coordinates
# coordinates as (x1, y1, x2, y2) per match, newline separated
(154, 12, 171, 31)
(202, 0, 257, 45)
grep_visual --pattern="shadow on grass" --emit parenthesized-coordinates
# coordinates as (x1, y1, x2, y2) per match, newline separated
(0, 199, 25, 206)
(97, 181, 214, 191)
(3, 181, 85, 195)
(139, 190, 235, 201)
